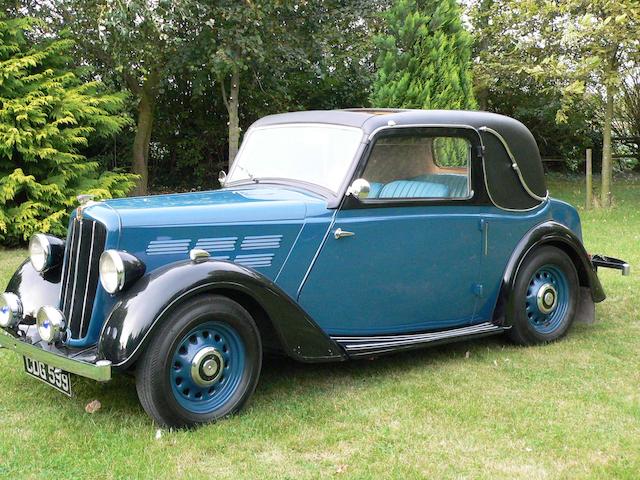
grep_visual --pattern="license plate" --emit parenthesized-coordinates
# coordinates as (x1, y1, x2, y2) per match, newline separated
(23, 356, 72, 397)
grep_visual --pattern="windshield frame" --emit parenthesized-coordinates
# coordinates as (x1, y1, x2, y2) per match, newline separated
(225, 123, 367, 199)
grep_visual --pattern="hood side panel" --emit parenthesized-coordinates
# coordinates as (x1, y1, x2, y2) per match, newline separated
(121, 222, 305, 281)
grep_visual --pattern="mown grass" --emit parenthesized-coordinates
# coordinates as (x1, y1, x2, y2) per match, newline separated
(1, 176, 639, 479)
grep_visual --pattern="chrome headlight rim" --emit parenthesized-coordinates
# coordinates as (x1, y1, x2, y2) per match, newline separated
(99, 250, 126, 294)
(36, 306, 66, 343)
(28, 233, 64, 273)
(99, 250, 144, 295)
(29, 234, 51, 272)
(0, 292, 23, 328)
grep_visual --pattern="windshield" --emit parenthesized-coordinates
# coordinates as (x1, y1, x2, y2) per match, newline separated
(226, 124, 364, 193)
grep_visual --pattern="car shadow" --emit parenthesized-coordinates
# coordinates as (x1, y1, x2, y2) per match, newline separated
(66, 333, 510, 424)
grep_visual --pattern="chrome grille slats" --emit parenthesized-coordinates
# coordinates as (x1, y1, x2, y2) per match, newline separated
(59, 219, 78, 310)
(79, 221, 96, 335)
(59, 218, 106, 339)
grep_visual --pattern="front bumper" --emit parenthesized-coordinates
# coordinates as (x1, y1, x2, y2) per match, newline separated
(0, 330, 112, 382)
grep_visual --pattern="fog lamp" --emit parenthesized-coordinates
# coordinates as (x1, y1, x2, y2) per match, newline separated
(0, 293, 23, 328)
(36, 306, 66, 343)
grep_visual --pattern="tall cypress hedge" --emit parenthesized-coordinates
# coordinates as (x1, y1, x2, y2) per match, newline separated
(0, 16, 136, 245)
(371, 0, 477, 110)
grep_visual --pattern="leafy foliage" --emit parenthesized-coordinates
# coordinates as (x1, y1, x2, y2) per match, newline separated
(614, 73, 640, 170)
(371, 0, 476, 110)
(469, 0, 640, 206)
(0, 16, 136, 244)
(148, 0, 384, 189)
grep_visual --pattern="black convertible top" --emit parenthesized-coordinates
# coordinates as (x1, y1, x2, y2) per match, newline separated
(252, 109, 548, 211)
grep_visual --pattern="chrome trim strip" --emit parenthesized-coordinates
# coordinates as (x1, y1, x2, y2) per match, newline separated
(61, 220, 77, 312)
(0, 331, 111, 382)
(478, 126, 549, 203)
(333, 322, 503, 351)
(67, 219, 84, 325)
(234, 253, 275, 268)
(195, 237, 238, 252)
(296, 208, 340, 298)
(240, 235, 283, 250)
(78, 221, 96, 336)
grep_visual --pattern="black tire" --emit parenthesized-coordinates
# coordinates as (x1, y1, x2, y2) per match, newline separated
(135, 294, 262, 428)
(507, 246, 579, 346)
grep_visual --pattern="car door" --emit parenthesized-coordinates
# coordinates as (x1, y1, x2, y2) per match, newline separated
(298, 126, 486, 336)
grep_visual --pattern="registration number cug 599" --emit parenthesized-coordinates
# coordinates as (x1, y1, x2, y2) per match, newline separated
(23, 356, 72, 396)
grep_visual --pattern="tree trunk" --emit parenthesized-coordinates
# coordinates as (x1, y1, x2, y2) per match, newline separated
(131, 90, 154, 196)
(227, 68, 240, 168)
(130, 72, 159, 197)
(601, 82, 615, 208)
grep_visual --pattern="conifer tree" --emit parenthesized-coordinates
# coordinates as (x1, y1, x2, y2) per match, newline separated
(0, 16, 136, 244)
(371, 0, 477, 110)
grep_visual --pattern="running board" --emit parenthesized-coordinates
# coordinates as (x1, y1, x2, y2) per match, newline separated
(332, 322, 505, 357)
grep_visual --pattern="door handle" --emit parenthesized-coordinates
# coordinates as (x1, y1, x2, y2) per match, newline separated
(334, 228, 355, 239)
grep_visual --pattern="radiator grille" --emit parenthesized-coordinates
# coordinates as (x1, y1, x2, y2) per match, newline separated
(59, 218, 107, 339)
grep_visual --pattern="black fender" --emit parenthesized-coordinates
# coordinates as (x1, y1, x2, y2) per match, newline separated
(5, 260, 62, 321)
(494, 221, 605, 326)
(97, 259, 347, 369)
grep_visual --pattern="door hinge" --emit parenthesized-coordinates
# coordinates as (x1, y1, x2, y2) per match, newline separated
(473, 283, 484, 298)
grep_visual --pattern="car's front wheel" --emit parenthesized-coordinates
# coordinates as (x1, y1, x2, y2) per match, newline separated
(507, 246, 579, 345)
(135, 294, 262, 428)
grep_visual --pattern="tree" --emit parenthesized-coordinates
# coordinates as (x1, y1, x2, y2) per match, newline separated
(614, 73, 640, 169)
(469, 0, 640, 207)
(199, 1, 268, 166)
(468, 0, 601, 167)
(40, 0, 191, 195)
(563, 1, 640, 206)
(0, 16, 136, 244)
(191, 1, 307, 167)
(146, 0, 383, 190)
(371, 0, 477, 110)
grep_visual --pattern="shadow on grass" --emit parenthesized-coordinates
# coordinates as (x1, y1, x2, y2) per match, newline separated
(67, 332, 509, 424)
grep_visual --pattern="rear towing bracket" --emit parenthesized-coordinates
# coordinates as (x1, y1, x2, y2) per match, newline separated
(591, 254, 631, 276)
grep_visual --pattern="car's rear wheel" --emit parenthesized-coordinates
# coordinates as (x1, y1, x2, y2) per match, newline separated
(507, 246, 579, 345)
(135, 294, 262, 428)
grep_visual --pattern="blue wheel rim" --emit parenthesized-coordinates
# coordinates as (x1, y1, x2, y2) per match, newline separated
(170, 321, 245, 414)
(525, 264, 570, 335)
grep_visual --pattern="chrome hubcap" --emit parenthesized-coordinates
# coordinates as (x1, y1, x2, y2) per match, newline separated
(191, 347, 224, 387)
(536, 284, 558, 314)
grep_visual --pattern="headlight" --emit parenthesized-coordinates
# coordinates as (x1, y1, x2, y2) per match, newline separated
(0, 293, 23, 328)
(99, 250, 145, 294)
(36, 306, 66, 343)
(29, 234, 64, 273)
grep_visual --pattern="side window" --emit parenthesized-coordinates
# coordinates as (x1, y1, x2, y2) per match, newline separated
(362, 134, 471, 200)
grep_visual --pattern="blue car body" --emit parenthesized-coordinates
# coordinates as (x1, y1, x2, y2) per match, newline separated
(2, 109, 620, 383)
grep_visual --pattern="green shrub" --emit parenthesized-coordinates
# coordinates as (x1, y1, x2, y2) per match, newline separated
(0, 16, 136, 245)
(371, 0, 477, 110)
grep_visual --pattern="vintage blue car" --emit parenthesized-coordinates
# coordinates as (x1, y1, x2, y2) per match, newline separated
(0, 109, 629, 427)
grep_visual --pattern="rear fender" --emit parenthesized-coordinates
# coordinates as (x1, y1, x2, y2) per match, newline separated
(493, 221, 605, 326)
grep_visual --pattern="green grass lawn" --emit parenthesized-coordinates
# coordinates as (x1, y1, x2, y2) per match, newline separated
(1, 176, 639, 479)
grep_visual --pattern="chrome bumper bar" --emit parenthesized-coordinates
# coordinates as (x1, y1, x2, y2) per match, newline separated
(0, 331, 112, 382)
(591, 254, 631, 276)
